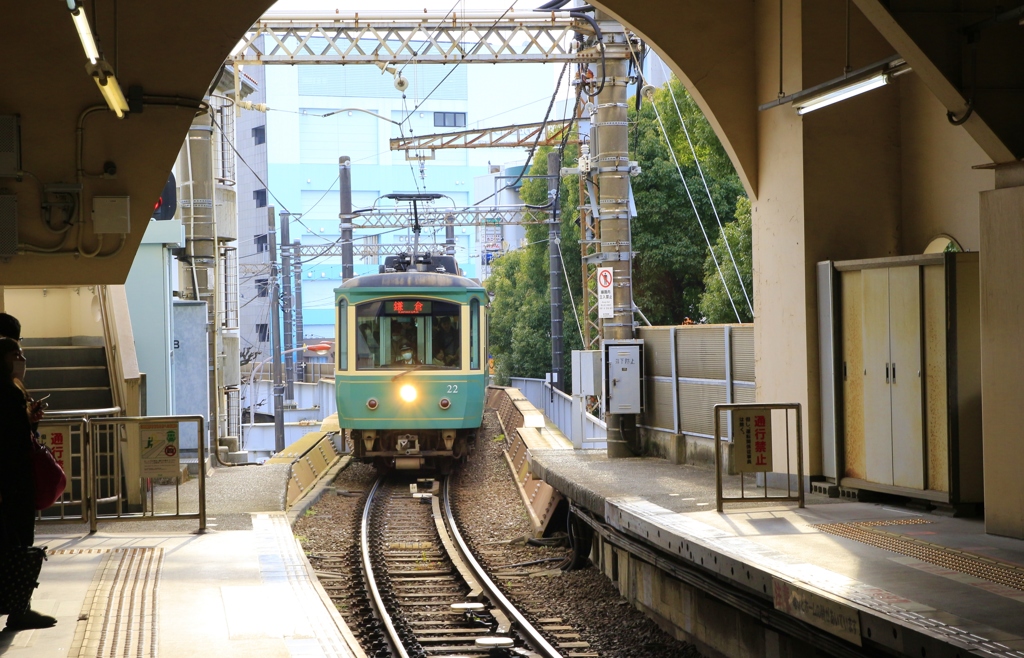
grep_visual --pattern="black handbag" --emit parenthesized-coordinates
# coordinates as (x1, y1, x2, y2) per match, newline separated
(0, 546, 46, 615)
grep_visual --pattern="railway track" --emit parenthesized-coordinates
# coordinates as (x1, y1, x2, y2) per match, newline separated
(361, 475, 563, 658)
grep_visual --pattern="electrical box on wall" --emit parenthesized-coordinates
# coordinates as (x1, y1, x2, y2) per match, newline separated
(0, 115, 21, 178)
(0, 194, 17, 257)
(93, 196, 131, 234)
(571, 350, 602, 397)
(603, 339, 644, 414)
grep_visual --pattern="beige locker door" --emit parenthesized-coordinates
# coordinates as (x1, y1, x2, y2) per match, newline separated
(889, 265, 926, 489)
(841, 271, 866, 479)
(862, 268, 894, 485)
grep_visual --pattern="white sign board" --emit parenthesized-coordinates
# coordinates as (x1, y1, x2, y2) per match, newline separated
(597, 267, 614, 319)
(38, 425, 72, 471)
(139, 421, 181, 478)
(733, 407, 773, 472)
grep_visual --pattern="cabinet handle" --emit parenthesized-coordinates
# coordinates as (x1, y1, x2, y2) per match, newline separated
(885, 363, 890, 383)
(892, 363, 896, 382)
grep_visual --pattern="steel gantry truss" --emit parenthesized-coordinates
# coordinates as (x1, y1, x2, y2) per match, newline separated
(389, 119, 577, 152)
(228, 11, 598, 67)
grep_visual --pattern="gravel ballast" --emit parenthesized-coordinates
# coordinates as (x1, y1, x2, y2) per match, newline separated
(295, 410, 702, 657)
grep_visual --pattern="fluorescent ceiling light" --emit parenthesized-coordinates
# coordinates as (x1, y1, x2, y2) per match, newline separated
(795, 72, 889, 115)
(86, 60, 130, 119)
(69, 8, 100, 63)
(70, 6, 129, 118)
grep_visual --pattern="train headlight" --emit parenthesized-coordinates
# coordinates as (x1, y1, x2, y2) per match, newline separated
(399, 384, 417, 402)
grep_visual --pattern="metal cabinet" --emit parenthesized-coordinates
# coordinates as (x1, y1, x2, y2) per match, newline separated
(819, 253, 982, 509)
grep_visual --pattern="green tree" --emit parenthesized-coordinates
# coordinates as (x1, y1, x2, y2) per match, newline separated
(488, 76, 754, 380)
(486, 143, 584, 384)
(629, 78, 748, 325)
(699, 196, 753, 323)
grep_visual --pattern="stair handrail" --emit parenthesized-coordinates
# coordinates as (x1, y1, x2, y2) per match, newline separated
(97, 286, 142, 416)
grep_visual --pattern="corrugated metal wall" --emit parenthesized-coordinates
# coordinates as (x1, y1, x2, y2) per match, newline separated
(638, 324, 755, 439)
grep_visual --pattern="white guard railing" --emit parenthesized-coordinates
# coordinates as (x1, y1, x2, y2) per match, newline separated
(509, 377, 606, 449)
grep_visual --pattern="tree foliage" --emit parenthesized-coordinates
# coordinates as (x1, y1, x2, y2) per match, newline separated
(487, 76, 752, 380)
(486, 144, 584, 384)
(700, 196, 753, 323)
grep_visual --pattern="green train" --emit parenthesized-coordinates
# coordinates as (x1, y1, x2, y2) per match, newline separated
(334, 253, 487, 472)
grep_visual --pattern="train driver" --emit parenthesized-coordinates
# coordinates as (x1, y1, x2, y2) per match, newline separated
(394, 341, 421, 366)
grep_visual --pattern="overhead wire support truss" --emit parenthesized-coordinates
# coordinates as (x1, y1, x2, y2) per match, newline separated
(344, 206, 543, 230)
(229, 12, 601, 67)
(389, 119, 577, 152)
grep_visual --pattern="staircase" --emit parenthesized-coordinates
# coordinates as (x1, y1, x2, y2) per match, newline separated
(21, 338, 114, 411)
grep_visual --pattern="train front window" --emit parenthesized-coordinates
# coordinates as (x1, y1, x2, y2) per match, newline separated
(355, 300, 462, 370)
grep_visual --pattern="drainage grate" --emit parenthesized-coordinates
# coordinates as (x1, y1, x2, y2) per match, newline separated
(69, 547, 163, 658)
(815, 521, 1024, 591)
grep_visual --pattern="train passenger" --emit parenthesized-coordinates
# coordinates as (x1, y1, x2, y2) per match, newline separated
(433, 316, 459, 366)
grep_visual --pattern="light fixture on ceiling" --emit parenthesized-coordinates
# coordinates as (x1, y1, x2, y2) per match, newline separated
(759, 55, 910, 114)
(794, 71, 890, 115)
(67, 0, 129, 118)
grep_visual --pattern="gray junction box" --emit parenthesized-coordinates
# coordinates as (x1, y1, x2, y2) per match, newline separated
(604, 339, 643, 414)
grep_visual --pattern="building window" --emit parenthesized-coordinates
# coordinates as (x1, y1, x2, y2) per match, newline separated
(253, 189, 268, 207)
(255, 278, 269, 297)
(433, 112, 466, 128)
(256, 323, 269, 342)
(255, 234, 269, 253)
(252, 125, 266, 145)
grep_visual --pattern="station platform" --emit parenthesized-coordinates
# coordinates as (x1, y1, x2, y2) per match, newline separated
(1, 462, 364, 658)
(527, 446, 1024, 657)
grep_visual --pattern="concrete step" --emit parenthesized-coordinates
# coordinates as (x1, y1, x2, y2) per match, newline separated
(28, 387, 114, 411)
(22, 345, 107, 368)
(27, 366, 110, 389)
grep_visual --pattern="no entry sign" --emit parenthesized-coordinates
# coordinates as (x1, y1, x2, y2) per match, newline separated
(597, 267, 613, 319)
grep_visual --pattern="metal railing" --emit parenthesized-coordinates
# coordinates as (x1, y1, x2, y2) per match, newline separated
(509, 377, 606, 448)
(35, 414, 207, 532)
(714, 403, 804, 512)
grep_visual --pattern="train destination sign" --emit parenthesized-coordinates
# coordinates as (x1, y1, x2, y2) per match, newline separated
(384, 299, 433, 316)
(733, 407, 773, 472)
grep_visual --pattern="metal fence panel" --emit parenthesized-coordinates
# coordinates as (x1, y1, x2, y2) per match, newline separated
(676, 326, 727, 380)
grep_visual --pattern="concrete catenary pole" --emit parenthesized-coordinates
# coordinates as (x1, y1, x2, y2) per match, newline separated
(595, 12, 635, 458)
(293, 240, 304, 382)
(280, 212, 295, 404)
(547, 151, 564, 393)
(185, 113, 220, 464)
(339, 156, 353, 280)
(267, 207, 285, 453)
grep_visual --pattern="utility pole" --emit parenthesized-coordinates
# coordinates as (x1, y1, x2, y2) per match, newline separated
(293, 239, 304, 382)
(267, 206, 285, 454)
(595, 12, 636, 458)
(339, 156, 353, 280)
(185, 113, 220, 466)
(548, 151, 564, 393)
(280, 211, 295, 404)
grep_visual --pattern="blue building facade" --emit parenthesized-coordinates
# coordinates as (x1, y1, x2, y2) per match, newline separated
(241, 60, 558, 344)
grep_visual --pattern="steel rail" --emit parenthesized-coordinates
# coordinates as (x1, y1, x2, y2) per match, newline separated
(360, 476, 410, 658)
(440, 476, 563, 658)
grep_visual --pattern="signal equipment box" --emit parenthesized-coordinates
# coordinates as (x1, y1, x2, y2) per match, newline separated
(603, 339, 644, 414)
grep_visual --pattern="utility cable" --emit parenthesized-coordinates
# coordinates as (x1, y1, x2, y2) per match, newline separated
(555, 240, 585, 345)
(472, 61, 571, 208)
(647, 96, 741, 323)
(659, 60, 753, 317)
(624, 40, 742, 322)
